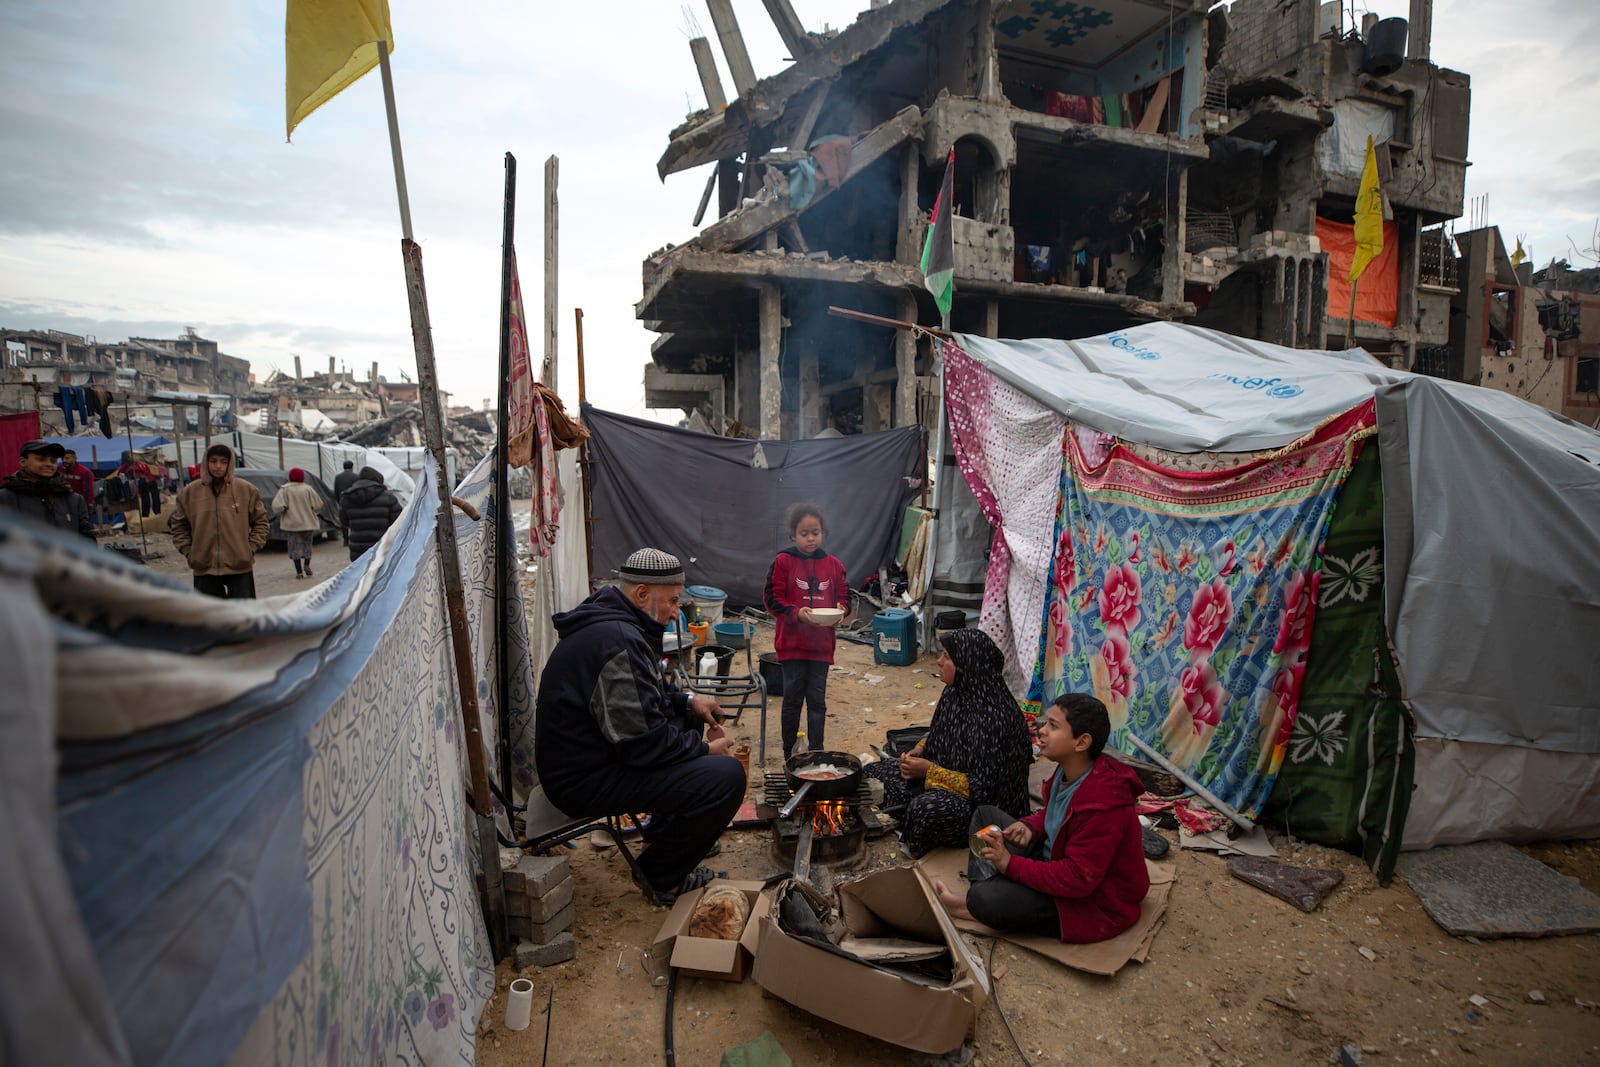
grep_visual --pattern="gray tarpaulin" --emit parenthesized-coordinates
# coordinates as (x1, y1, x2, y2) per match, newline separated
(1378, 376, 1600, 753)
(1378, 376, 1600, 848)
(583, 406, 923, 607)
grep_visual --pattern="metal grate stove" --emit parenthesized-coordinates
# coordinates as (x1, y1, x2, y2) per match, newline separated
(756, 773, 884, 883)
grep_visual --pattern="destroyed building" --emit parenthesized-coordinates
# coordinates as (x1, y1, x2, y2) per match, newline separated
(1, 326, 250, 404)
(1424, 229, 1600, 427)
(637, 0, 1468, 439)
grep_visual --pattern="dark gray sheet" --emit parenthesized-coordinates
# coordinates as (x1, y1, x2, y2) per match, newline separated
(583, 406, 922, 607)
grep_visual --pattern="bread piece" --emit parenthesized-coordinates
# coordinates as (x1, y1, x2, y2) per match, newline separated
(687, 883, 750, 940)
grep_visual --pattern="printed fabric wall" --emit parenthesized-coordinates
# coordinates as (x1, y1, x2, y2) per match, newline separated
(3, 452, 534, 1067)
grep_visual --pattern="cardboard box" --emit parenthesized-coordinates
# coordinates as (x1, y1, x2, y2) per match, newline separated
(650, 880, 767, 982)
(752, 865, 989, 1054)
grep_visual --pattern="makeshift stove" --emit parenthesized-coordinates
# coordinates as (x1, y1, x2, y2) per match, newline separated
(757, 773, 884, 883)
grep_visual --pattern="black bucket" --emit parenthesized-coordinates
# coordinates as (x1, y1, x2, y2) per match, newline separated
(696, 644, 735, 677)
(759, 652, 784, 696)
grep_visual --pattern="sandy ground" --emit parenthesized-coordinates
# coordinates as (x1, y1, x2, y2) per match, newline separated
(475, 618, 1600, 1066)
(93, 510, 1600, 1062)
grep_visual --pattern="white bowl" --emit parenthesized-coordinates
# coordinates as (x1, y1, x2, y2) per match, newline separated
(808, 607, 846, 625)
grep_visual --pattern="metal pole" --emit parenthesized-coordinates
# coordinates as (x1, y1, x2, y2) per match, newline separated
(1122, 731, 1256, 833)
(121, 391, 148, 559)
(376, 37, 506, 956)
(495, 151, 518, 815)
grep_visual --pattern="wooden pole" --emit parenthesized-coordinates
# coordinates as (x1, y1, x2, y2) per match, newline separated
(171, 404, 184, 483)
(574, 309, 596, 591)
(574, 309, 586, 404)
(1342, 278, 1359, 350)
(122, 391, 148, 559)
(202, 400, 212, 450)
(378, 37, 507, 958)
(826, 304, 951, 338)
(543, 156, 559, 390)
(277, 424, 286, 469)
(495, 150, 518, 816)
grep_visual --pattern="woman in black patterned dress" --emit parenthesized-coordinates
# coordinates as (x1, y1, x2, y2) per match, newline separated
(864, 628, 1034, 856)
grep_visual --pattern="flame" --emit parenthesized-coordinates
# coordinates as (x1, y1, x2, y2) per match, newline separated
(811, 799, 847, 836)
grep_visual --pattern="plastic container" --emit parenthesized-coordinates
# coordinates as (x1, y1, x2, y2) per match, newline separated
(1362, 16, 1408, 76)
(687, 621, 709, 646)
(713, 620, 750, 649)
(698, 644, 735, 677)
(873, 609, 918, 667)
(686, 585, 727, 626)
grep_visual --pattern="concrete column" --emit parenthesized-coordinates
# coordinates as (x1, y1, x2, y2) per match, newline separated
(706, 0, 759, 98)
(1161, 170, 1189, 305)
(799, 349, 820, 438)
(1408, 0, 1432, 63)
(895, 292, 918, 428)
(896, 144, 920, 264)
(689, 37, 727, 111)
(758, 283, 782, 439)
(983, 299, 999, 338)
(759, 0, 811, 59)
(865, 385, 892, 432)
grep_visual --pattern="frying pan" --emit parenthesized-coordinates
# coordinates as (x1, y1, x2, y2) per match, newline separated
(784, 750, 863, 802)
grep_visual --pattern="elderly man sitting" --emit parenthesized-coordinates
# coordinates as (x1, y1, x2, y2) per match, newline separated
(534, 548, 744, 904)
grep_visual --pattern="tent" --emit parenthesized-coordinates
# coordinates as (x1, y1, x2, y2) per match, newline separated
(35, 434, 170, 472)
(232, 468, 342, 541)
(928, 322, 1600, 881)
(3, 453, 530, 1065)
(583, 406, 923, 608)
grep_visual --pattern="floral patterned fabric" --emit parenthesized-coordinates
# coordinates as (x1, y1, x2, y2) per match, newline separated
(1031, 401, 1377, 820)
(943, 341, 1070, 695)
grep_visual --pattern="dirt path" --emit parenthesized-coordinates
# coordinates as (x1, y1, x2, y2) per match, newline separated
(123, 503, 350, 596)
(475, 619, 1600, 1065)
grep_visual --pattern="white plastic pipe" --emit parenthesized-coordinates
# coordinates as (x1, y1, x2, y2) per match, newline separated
(505, 977, 535, 1031)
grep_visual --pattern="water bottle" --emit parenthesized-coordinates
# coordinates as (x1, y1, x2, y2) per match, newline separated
(793, 730, 809, 756)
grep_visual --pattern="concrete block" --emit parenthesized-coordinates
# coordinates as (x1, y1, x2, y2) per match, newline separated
(504, 854, 569, 898)
(529, 877, 575, 923)
(515, 932, 577, 969)
(508, 901, 575, 942)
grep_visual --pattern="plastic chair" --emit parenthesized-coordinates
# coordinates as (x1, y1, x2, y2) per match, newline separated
(676, 638, 771, 766)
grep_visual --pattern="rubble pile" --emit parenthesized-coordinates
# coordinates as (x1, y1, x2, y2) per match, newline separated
(336, 405, 494, 466)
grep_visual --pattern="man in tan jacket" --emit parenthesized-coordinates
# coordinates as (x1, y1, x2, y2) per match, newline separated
(169, 443, 269, 598)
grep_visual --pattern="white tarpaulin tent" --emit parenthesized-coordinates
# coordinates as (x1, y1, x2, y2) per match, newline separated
(934, 323, 1600, 853)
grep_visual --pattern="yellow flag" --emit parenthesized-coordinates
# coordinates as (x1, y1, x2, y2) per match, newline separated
(1349, 135, 1384, 284)
(1511, 239, 1527, 268)
(285, 0, 393, 140)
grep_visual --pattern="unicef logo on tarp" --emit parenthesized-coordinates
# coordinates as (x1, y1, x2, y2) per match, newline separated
(1107, 332, 1161, 361)
(1208, 373, 1305, 398)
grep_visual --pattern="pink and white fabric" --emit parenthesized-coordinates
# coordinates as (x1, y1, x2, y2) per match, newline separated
(943, 339, 1069, 693)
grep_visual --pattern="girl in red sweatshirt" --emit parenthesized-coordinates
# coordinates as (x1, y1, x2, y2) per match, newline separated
(763, 502, 848, 759)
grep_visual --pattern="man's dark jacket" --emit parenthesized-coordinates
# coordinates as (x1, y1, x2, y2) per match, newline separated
(535, 585, 705, 803)
(333, 468, 358, 500)
(339, 468, 402, 557)
(0, 472, 95, 540)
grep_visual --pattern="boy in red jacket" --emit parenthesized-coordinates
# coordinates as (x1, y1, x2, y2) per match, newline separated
(936, 693, 1150, 943)
(762, 502, 847, 758)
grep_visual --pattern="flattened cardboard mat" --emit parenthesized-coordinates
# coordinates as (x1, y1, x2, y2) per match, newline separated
(917, 849, 1174, 975)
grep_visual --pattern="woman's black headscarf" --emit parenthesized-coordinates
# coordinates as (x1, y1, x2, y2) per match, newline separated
(923, 628, 1033, 814)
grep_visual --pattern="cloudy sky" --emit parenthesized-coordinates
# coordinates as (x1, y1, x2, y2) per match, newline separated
(1, 0, 1594, 419)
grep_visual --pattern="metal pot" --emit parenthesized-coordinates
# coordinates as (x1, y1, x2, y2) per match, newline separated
(784, 750, 863, 801)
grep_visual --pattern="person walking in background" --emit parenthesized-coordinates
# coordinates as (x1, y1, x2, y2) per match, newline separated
(169, 443, 268, 599)
(58, 449, 95, 528)
(763, 502, 848, 759)
(270, 467, 323, 580)
(117, 451, 161, 518)
(340, 466, 402, 561)
(332, 460, 358, 545)
(0, 440, 96, 540)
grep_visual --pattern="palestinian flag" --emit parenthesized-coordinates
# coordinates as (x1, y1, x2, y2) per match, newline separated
(920, 148, 955, 319)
